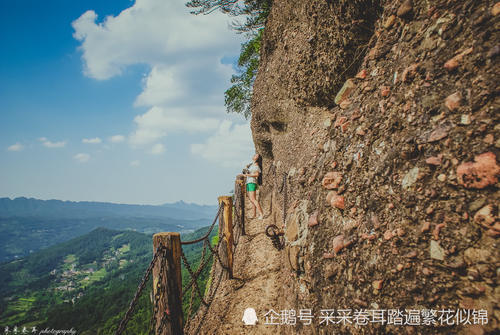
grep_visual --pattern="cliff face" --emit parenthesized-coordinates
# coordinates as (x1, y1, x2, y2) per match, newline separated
(251, 0, 499, 333)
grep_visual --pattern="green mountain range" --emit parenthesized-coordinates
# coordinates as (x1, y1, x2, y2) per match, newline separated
(0, 197, 218, 262)
(0, 198, 217, 220)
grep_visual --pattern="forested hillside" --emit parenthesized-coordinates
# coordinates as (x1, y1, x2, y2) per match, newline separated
(0, 226, 217, 334)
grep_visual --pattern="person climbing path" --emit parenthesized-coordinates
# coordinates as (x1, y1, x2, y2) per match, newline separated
(239, 153, 264, 220)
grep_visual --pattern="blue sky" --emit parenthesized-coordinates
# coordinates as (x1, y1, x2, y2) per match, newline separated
(0, 0, 254, 205)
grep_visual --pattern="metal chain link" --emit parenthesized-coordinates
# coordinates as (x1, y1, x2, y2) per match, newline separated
(182, 204, 229, 334)
(281, 172, 288, 229)
(186, 239, 207, 318)
(188, 229, 226, 334)
(180, 203, 225, 300)
(263, 172, 287, 251)
(181, 205, 222, 245)
(265, 224, 284, 250)
(180, 247, 209, 307)
(115, 244, 165, 335)
(205, 235, 230, 272)
(191, 264, 224, 335)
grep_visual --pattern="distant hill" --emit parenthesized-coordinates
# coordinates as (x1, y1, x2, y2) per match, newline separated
(0, 197, 219, 262)
(0, 197, 218, 220)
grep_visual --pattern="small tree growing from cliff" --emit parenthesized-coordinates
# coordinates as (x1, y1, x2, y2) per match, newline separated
(225, 30, 261, 118)
(186, 0, 272, 118)
(186, 0, 271, 32)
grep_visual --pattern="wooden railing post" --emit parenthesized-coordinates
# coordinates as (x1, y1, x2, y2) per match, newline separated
(218, 196, 234, 279)
(153, 232, 183, 335)
(236, 176, 246, 235)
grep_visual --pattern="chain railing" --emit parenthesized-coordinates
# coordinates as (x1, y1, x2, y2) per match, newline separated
(180, 204, 225, 331)
(115, 244, 165, 335)
(279, 172, 288, 230)
(181, 234, 225, 333)
(179, 197, 235, 334)
(264, 172, 287, 251)
(115, 189, 246, 335)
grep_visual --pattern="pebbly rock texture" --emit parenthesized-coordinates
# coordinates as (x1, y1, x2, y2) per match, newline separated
(251, 0, 499, 334)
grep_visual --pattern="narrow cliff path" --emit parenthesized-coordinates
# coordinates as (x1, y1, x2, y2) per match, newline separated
(192, 192, 287, 335)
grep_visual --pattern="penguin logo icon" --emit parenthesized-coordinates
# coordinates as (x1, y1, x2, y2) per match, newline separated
(242, 307, 258, 325)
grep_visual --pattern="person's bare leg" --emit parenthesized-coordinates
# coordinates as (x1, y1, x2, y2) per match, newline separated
(255, 200, 264, 218)
(255, 190, 264, 217)
(249, 191, 264, 218)
(245, 189, 249, 218)
(249, 191, 257, 218)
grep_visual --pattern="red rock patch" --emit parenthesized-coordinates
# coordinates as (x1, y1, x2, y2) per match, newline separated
(457, 152, 500, 189)
(322, 171, 342, 189)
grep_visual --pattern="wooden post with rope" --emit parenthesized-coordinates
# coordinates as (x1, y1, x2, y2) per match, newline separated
(152, 232, 183, 335)
(218, 196, 234, 279)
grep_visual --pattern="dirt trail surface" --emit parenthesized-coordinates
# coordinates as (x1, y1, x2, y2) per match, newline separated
(187, 192, 289, 335)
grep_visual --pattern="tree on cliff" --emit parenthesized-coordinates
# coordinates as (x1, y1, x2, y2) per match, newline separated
(186, 0, 271, 32)
(186, 0, 272, 118)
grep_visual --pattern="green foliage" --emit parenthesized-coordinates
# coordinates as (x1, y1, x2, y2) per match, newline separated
(0, 226, 218, 334)
(186, 0, 272, 118)
(186, 0, 272, 32)
(211, 233, 219, 246)
(225, 30, 262, 119)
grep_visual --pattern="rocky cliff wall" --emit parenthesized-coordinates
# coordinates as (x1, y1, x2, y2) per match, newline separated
(251, 0, 499, 334)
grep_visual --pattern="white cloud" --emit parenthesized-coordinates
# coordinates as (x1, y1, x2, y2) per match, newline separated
(150, 143, 165, 155)
(109, 135, 125, 143)
(73, 0, 245, 155)
(82, 137, 102, 144)
(130, 160, 140, 166)
(134, 66, 185, 107)
(74, 153, 91, 163)
(39, 137, 66, 148)
(72, 0, 239, 80)
(191, 121, 254, 168)
(7, 143, 24, 152)
(129, 106, 220, 146)
(72, 0, 255, 171)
